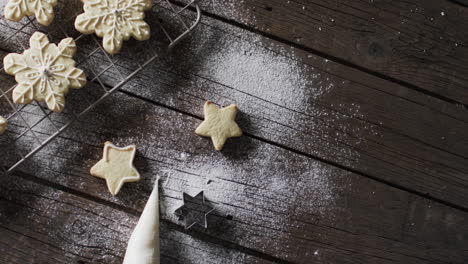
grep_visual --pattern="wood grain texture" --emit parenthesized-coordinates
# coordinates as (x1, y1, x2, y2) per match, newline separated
(2, 3, 465, 209)
(0, 173, 274, 264)
(4, 90, 466, 264)
(192, 0, 468, 105)
(0, 1, 467, 263)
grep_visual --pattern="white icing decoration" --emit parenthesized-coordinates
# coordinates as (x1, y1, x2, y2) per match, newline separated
(74, 0, 153, 54)
(123, 179, 160, 264)
(3, 32, 87, 112)
(4, 0, 58, 26)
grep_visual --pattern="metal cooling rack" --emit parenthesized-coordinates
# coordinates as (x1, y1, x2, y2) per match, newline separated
(0, 0, 202, 175)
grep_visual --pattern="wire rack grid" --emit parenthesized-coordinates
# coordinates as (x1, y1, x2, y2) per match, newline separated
(0, 0, 202, 175)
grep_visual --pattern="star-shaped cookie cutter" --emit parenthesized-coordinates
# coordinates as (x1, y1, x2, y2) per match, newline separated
(174, 191, 214, 229)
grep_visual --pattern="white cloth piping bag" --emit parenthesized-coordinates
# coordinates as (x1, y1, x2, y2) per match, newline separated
(123, 179, 160, 264)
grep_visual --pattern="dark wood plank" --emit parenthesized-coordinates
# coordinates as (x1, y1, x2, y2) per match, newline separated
(1, 3, 468, 209)
(0, 173, 275, 264)
(4, 90, 466, 264)
(0, 3, 467, 262)
(192, 0, 468, 105)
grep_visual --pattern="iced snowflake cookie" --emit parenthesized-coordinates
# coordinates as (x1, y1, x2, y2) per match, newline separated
(195, 101, 243, 151)
(75, 0, 153, 55)
(0, 116, 8, 135)
(3, 32, 87, 112)
(4, 0, 58, 26)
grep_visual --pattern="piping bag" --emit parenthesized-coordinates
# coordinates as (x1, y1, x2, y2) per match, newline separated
(123, 179, 160, 264)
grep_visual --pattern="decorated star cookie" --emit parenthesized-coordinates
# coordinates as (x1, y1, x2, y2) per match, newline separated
(75, 0, 153, 54)
(90, 142, 140, 196)
(195, 101, 243, 151)
(4, 0, 58, 26)
(3, 32, 87, 112)
(0, 116, 8, 135)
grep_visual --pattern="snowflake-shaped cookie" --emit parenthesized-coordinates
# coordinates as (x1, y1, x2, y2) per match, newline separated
(3, 32, 87, 112)
(4, 0, 59, 26)
(75, 0, 153, 54)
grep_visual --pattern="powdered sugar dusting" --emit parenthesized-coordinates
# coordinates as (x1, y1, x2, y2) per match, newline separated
(178, 24, 367, 166)
(190, 31, 328, 108)
(206, 0, 254, 26)
(1, 177, 268, 264)
(159, 140, 339, 257)
(0, 2, 373, 262)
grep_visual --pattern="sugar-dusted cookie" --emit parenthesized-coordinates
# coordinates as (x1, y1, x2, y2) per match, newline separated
(75, 0, 153, 54)
(3, 32, 87, 112)
(90, 141, 141, 196)
(195, 101, 243, 151)
(0, 116, 8, 135)
(5, 0, 58, 26)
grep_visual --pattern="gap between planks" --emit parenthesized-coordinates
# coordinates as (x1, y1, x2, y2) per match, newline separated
(6, 76, 468, 217)
(0, 37, 466, 213)
(170, 0, 468, 109)
(10, 169, 295, 264)
(1, 2, 467, 210)
(119, 89, 468, 214)
(0, 0, 467, 230)
(3, 88, 467, 263)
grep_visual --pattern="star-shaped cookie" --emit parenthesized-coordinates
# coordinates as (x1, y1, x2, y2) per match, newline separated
(90, 142, 140, 196)
(0, 116, 8, 135)
(195, 101, 243, 151)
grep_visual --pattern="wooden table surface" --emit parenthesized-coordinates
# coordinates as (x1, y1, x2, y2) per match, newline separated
(0, 0, 467, 263)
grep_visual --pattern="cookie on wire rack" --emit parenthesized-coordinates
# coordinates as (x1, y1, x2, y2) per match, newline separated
(4, 0, 59, 26)
(74, 0, 153, 55)
(3, 32, 87, 113)
(0, 116, 7, 135)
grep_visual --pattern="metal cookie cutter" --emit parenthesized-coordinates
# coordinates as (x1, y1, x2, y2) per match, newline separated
(174, 191, 214, 229)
